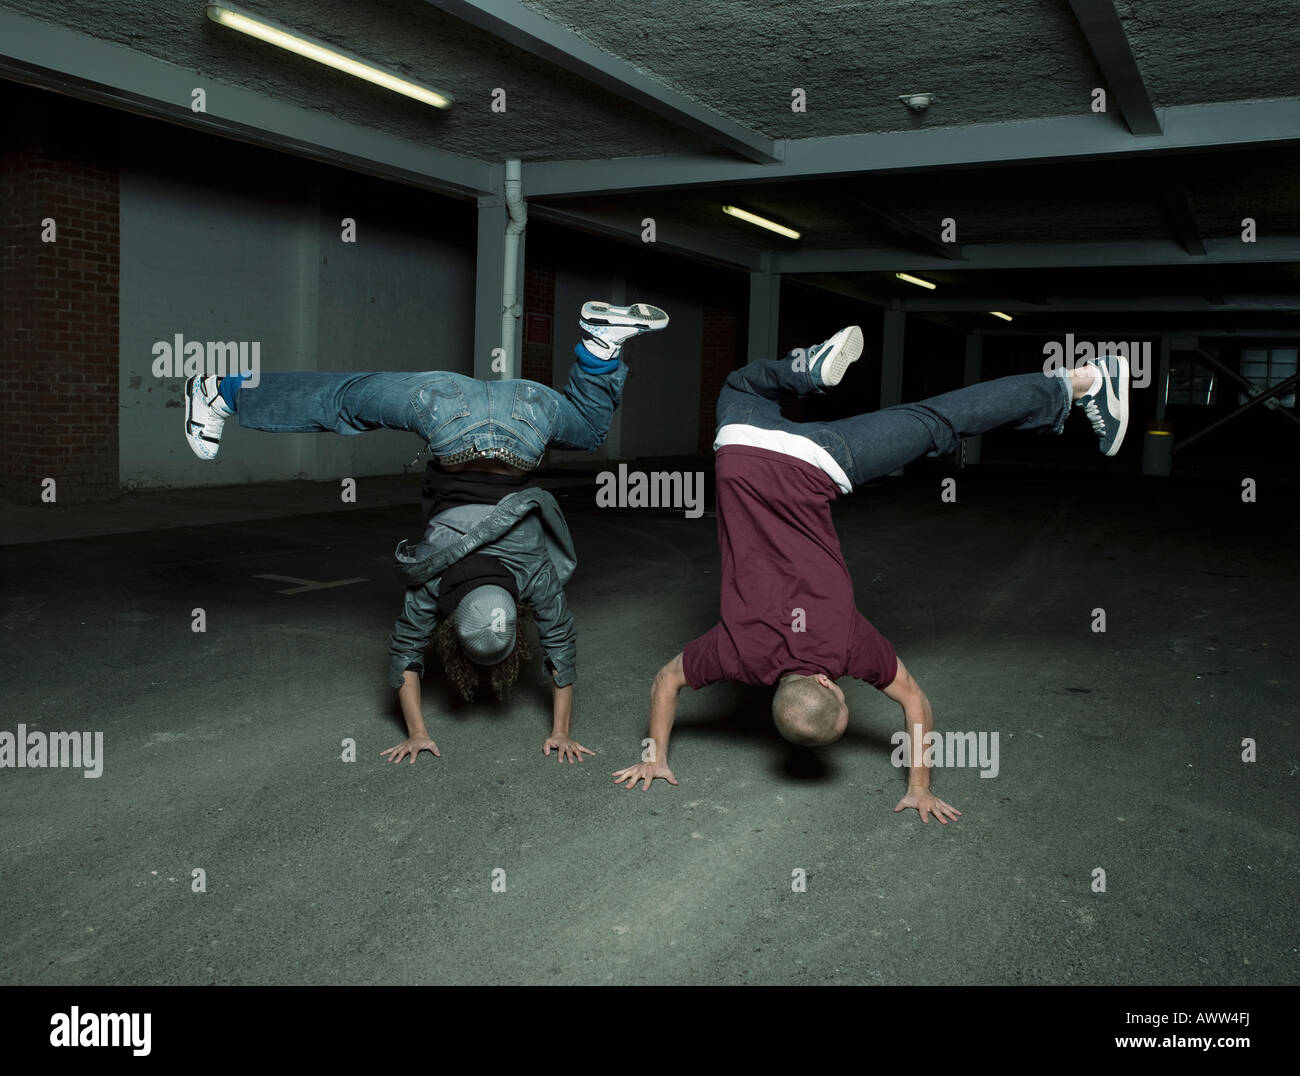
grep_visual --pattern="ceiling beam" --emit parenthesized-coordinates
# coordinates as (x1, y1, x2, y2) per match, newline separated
(849, 193, 964, 260)
(426, 0, 781, 164)
(527, 204, 766, 271)
(0, 8, 496, 197)
(782, 274, 896, 309)
(775, 236, 1300, 273)
(897, 295, 1300, 313)
(1067, 0, 1161, 135)
(524, 98, 1300, 198)
(1150, 162, 1206, 255)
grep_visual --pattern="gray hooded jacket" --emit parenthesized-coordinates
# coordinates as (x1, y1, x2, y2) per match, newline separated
(387, 489, 578, 689)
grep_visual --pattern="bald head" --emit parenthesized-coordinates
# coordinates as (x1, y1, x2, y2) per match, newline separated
(772, 675, 847, 745)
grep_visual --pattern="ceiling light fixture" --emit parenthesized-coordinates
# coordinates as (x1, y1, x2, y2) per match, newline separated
(895, 272, 936, 290)
(898, 93, 937, 111)
(990, 311, 1013, 322)
(722, 205, 801, 240)
(206, 3, 454, 110)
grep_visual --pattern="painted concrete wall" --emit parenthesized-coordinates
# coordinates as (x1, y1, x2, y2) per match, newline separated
(116, 126, 708, 491)
(118, 131, 475, 490)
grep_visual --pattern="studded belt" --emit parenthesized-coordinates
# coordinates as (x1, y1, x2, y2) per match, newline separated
(436, 445, 538, 470)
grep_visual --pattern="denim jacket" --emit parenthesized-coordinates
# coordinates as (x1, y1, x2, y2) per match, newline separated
(387, 489, 578, 689)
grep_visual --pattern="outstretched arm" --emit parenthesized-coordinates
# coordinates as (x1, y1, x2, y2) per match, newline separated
(527, 574, 591, 764)
(881, 657, 960, 824)
(543, 678, 595, 763)
(381, 668, 442, 764)
(613, 652, 685, 790)
(382, 586, 441, 764)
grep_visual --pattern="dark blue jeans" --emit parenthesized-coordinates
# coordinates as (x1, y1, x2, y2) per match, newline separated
(235, 358, 628, 469)
(716, 352, 1072, 486)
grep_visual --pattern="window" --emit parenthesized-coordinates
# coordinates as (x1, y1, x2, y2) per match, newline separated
(1240, 347, 1297, 408)
(1166, 360, 1218, 406)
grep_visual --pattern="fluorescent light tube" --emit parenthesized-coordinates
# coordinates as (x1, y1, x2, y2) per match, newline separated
(722, 205, 801, 240)
(207, 4, 453, 109)
(895, 273, 936, 290)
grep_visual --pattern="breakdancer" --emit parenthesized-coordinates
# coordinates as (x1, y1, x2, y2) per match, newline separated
(613, 327, 1129, 821)
(182, 301, 669, 766)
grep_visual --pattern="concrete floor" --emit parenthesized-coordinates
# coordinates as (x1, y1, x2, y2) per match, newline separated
(1, 464, 1296, 985)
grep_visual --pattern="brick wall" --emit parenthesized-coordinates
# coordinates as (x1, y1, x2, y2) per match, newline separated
(0, 89, 120, 503)
(698, 304, 738, 450)
(521, 260, 556, 384)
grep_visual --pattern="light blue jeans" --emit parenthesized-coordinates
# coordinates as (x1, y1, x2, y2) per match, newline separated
(716, 352, 1072, 486)
(235, 355, 627, 469)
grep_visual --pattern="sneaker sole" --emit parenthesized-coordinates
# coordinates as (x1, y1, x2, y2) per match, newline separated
(816, 326, 863, 387)
(580, 301, 669, 330)
(184, 376, 221, 461)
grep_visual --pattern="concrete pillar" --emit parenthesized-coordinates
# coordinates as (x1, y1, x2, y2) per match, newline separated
(747, 268, 781, 362)
(881, 306, 905, 407)
(963, 330, 983, 465)
(1143, 334, 1174, 475)
(881, 306, 906, 474)
(474, 195, 518, 379)
(1155, 334, 1171, 421)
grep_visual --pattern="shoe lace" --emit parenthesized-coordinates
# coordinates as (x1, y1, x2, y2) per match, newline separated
(1082, 397, 1106, 436)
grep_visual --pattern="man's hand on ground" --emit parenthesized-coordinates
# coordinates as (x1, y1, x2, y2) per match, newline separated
(380, 736, 441, 765)
(612, 760, 678, 791)
(894, 787, 961, 824)
(543, 734, 594, 763)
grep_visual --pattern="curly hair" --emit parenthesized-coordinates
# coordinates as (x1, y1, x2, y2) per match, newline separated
(433, 600, 535, 702)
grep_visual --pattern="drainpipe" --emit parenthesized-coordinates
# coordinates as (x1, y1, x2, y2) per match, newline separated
(500, 159, 526, 378)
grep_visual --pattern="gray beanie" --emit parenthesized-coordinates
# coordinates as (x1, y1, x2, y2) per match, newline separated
(453, 584, 517, 665)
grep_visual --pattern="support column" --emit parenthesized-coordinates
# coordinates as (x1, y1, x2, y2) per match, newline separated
(747, 262, 780, 362)
(881, 305, 905, 407)
(474, 195, 517, 380)
(1156, 334, 1171, 421)
(963, 329, 983, 465)
(1143, 334, 1173, 475)
(699, 305, 739, 451)
(881, 304, 906, 474)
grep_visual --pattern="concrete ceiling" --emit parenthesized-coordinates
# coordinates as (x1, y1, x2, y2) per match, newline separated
(522, 0, 1300, 135)
(1, 0, 1298, 330)
(0, 0, 725, 160)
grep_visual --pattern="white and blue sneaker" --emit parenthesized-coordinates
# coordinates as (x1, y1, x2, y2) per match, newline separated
(805, 325, 863, 389)
(1075, 355, 1130, 457)
(578, 301, 670, 361)
(184, 375, 233, 460)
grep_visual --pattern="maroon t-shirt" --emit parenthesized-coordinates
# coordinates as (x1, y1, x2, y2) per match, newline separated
(683, 444, 898, 690)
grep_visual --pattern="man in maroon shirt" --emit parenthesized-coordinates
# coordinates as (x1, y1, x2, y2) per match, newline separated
(613, 326, 1130, 822)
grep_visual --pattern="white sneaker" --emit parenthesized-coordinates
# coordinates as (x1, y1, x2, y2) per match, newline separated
(1075, 355, 1130, 457)
(578, 301, 670, 360)
(806, 326, 863, 389)
(185, 375, 232, 460)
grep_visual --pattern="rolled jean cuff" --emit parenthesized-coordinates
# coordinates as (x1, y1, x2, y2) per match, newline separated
(1050, 368, 1074, 435)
